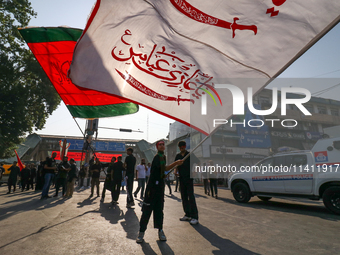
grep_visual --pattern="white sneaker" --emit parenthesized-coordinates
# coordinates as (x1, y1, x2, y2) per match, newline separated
(136, 232, 144, 243)
(158, 229, 167, 241)
(190, 218, 199, 225)
(179, 216, 191, 221)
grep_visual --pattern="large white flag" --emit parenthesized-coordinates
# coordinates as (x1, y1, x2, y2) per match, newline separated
(69, 0, 340, 135)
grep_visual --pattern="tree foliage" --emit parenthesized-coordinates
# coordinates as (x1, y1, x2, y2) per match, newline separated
(0, 0, 61, 158)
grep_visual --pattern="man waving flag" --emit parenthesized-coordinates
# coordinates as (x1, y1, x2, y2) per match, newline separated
(69, 0, 340, 135)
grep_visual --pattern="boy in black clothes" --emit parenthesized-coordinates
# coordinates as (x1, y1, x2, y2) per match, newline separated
(136, 140, 182, 243)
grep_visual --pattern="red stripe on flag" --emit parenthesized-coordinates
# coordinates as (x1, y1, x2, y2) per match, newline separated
(27, 41, 131, 107)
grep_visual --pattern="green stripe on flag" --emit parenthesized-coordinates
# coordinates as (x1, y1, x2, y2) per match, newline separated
(19, 27, 82, 43)
(67, 103, 139, 119)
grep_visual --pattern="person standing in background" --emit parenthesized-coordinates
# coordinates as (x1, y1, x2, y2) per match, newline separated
(29, 164, 37, 190)
(101, 157, 116, 203)
(202, 162, 210, 196)
(90, 158, 102, 198)
(209, 160, 218, 199)
(111, 156, 125, 204)
(41, 152, 57, 199)
(65, 158, 77, 198)
(124, 148, 136, 208)
(134, 158, 147, 199)
(7, 161, 20, 194)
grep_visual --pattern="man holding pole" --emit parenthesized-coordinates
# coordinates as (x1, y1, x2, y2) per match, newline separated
(175, 141, 200, 225)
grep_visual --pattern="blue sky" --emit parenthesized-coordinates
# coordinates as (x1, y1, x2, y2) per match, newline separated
(27, 0, 340, 141)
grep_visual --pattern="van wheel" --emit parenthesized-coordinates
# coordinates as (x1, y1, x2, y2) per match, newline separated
(323, 186, 340, 215)
(233, 183, 251, 203)
(258, 196, 272, 201)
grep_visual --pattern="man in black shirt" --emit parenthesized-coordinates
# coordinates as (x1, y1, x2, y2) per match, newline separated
(111, 156, 125, 204)
(124, 148, 136, 208)
(100, 157, 116, 203)
(136, 140, 183, 243)
(54, 157, 71, 197)
(66, 158, 77, 197)
(175, 141, 200, 225)
(7, 161, 20, 194)
(90, 158, 101, 197)
(29, 164, 37, 190)
(21, 164, 31, 191)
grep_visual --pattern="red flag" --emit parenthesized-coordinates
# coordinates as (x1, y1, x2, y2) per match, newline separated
(15, 150, 24, 171)
(18, 27, 139, 119)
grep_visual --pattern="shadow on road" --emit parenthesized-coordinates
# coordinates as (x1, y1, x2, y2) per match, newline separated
(120, 207, 140, 240)
(192, 223, 260, 255)
(0, 192, 41, 205)
(157, 240, 175, 255)
(0, 210, 98, 251)
(217, 196, 340, 221)
(76, 197, 98, 208)
(140, 242, 158, 255)
(99, 202, 124, 225)
(164, 194, 182, 203)
(0, 195, 68, 221)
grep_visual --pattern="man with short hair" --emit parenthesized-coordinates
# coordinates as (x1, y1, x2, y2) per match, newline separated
(90, 158, 101, 198)
(175, 141, 200, 225)
(124, 148, 136, 208)
(41, 152, 57, 199)
(134, 158, 147, 199)
(7, 161, 20, 194)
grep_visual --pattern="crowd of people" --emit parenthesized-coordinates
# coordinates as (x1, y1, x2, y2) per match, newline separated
(4, 140, 219, 243)
(6, 161, 37, 194)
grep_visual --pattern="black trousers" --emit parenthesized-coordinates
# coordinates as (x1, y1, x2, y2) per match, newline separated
(209, 179, 218, 197)
(21, 178, 30, 191)
(29, 177, 35, 190)
(126, 173, 134, 204)
(8, 178, 17, 192)
(203, 179, 210, 194)
(102, 179, 113, 200)
(112, 180, 121, 202)
(139, 186, 164, 232)
(175, 176, 180, 192)
(165, 179, 172, 194)
(55, 178, 67, 195)
(179, 177, 198, 220)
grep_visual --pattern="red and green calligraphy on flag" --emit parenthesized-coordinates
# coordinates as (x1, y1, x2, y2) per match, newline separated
(19, 27, 138, 118)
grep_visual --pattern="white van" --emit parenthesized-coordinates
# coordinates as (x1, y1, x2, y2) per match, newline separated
(228, 137, 340, 215)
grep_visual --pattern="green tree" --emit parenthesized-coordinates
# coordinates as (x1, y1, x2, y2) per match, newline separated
(0, 0, 61, 158)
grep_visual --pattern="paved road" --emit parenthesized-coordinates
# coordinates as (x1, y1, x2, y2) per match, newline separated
(0, 183, 339, 255)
